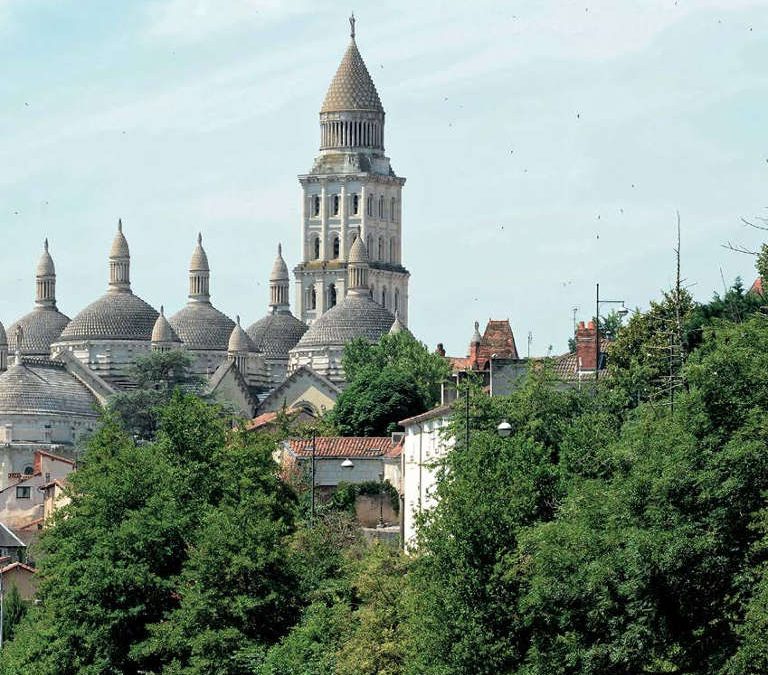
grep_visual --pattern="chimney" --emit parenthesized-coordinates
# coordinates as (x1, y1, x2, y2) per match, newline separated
(575, 320, 598, 372)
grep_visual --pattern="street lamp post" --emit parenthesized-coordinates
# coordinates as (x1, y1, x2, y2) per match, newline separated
(594, 283, 628, 381)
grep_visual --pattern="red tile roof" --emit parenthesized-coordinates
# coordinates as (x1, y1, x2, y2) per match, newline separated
(287, 437, 401, 459)
(479, 319, 519, 361)
(750, 276, 764, 295)
(246, 411, 280, 430)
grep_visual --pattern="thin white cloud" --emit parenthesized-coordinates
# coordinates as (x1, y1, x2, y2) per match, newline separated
(144, 0, 317, 41)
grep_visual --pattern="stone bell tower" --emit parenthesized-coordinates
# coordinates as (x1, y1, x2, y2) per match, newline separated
(295, 15, 409, 327)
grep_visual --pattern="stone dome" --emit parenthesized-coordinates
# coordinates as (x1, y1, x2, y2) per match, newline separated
(169, 303, 235, 352)
(8, 308, 71, 356)
(151, 306, 181, 345)
(58, 292, 158, 342)
(228, 317, 257, 353)
(247, 312, 308, 359)
(293, 294, 394, 349)
(321, 39, 383, 114)
(0, 360, 99, 417)
(36, 239, 55, 276)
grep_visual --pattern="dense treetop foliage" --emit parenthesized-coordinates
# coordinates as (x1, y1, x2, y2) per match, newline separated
(329, 331, 450, 436)
(3, 271, 768, 674)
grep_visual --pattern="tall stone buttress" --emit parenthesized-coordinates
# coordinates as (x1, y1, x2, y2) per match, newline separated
(294, 16, 409, 327)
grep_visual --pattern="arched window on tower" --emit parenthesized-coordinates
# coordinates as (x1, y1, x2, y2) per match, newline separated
(328, 283, 337, 308)
(390, 238, 396, 263)
(391, 197, 396, 222)
(332, 236, 340, 259)
(367, 195, 373, 216)
(367, 236, 373, 259)
(378, 195, 384, 219)
(353, 194, 359, 215)
(312, 195, 320, 217)
(381, 287, 388, 309)
(313, 237, 320, 260)
(378, 237, 384, 261)
(332, 194, 339, 216)
(394, 288, 400, 313)
(309, 287, 317, 310)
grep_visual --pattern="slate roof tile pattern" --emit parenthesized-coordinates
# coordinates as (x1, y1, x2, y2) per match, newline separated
(59, 291, 158, 342)
(0, 360, 99, 417)
(321, 40, 383, 114)
(247, 313, 308, 359)
(169, 303, 235, 352)
(293, 295, 394, 349)
(8, 308, 70, 356)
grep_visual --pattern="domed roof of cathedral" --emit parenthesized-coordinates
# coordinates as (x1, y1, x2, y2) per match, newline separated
(58, 292, 158, 343)
(110, 220, 130, 258)
(151, 306, 181, 345)
(0, 359, 99, 417)
(36, 239, 55, 276)
(8, 308, 71, 356)
(247, 312, 308, 359)
(228, 316, 257, 353)
(293, 294, 394, 349)
(169, 303, 235, 352)
(321, 39, 383, 114)
(270, 244, 289, 281)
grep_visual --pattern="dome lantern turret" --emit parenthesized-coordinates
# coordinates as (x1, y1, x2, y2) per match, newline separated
(269, 243, 290, 313)
(347, 234, 370, 296)
(189, 233, 211, 304)
(319, 16, 385, 154)
(109, 219, 131, 292)
(35, 239, 57, 309)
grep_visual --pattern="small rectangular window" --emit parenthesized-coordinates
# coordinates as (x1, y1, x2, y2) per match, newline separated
(16, 486, 31, 499)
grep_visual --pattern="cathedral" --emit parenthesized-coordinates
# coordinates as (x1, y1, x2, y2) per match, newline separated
(0, 20, 410, 486)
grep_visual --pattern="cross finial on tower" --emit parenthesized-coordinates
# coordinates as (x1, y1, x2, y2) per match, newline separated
(349, 12, 356, 39)
(197, 232, 202, 245)
(44, 237, 49, 252)
(278, 242, 282, 256)
(118, 218, 123, 232)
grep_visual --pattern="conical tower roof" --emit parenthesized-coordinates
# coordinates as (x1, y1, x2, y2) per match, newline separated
(36, 239, 55, 276)
(110, 219, 130, 258)
(151, 306, 181, 345)
(321, 36, 383, 114)
(228, 316, 257, 353)
(190, 232, 209, 272)
(270, 243, 289, 281)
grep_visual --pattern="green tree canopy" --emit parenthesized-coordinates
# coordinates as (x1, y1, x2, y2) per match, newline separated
(329, 332, 450, 436)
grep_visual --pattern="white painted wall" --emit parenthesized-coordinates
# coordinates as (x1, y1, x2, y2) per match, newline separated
(402, 412, 453, 549)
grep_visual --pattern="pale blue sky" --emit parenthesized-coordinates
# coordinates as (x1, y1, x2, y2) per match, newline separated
(1, 0, 766, 357)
